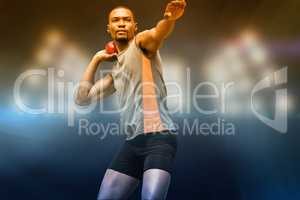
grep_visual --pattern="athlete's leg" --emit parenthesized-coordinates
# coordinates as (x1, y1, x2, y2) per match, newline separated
(97, 169, 139, 200)
(141, 169, 171, 200)
(141, 133, 177, 200)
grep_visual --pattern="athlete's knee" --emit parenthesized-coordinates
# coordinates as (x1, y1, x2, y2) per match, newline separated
(97, 180, 120, 200)
(97, 188, 119, 200)
(97, 189, 116, 200)
(141, 169, 171, 200)
(142, 190, 157, 200)
(142, 187, 167, 200)
(141, 193, 165, 200)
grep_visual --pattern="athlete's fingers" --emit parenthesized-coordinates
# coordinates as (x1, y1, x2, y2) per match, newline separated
(165, 0, 186, 19)
(180, 0, 187, 7)
(171, 3, 185, 14)
(101, 52, 117, 62)
(167, 3, 178, 13)
(169, 1, 182, 7)
(169, 1, 186, 11)
(177, 1, 186, 9)
(165, 3, 175, 14)
(164, 12, 172, 18)
(108, 53, 117, 59)
(107, 53, 117, 57)
(164, 12, 171, 18)
(170, 0, 186, 7)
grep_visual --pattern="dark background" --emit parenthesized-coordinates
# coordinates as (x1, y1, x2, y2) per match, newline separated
(0, 0, 299, 199)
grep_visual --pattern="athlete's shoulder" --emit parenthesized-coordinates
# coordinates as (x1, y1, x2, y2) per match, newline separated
(135, 29, 156, 44)
(135, 30, 149, 46)
(135, 29, 158, 58)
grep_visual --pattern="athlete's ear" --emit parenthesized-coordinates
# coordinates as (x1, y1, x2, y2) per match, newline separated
(134, 22, 138, 33)
(107, 24, 111, 34)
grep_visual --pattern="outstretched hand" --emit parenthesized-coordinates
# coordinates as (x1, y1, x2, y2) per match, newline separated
(164, 0, 187, 21)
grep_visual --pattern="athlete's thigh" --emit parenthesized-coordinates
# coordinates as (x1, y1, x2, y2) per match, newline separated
(141, 168, 171, 200)
(97, 169, 139, 200)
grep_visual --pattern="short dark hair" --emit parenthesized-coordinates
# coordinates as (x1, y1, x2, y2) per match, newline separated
(108, 6, 135, 22)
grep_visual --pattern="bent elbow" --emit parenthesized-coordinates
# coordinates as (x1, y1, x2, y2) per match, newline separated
(74, 96, 91, 107)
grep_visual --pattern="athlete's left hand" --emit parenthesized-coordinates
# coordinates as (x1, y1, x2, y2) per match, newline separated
(164, 0, 187, 21)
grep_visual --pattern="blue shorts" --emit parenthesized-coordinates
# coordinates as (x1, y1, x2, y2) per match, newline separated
(109, 130, 178, 180)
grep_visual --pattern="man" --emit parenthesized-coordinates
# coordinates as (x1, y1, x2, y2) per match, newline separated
(75, 0, 186, 199)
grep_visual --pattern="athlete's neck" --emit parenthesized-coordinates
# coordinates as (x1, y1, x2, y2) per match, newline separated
(115, 39, 131, 53)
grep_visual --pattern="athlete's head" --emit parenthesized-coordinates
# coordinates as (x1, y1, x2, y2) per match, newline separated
(107, 6, 137, 42)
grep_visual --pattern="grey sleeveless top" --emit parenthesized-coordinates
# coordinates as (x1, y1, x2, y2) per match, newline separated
(111, 37, 177, 140)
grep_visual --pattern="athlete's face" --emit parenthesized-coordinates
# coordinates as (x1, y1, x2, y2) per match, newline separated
(107, 8, 137, 42)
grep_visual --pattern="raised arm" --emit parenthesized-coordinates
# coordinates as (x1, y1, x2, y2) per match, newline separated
(136, 0, 186, 56)
(75, 50, 117, 106)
